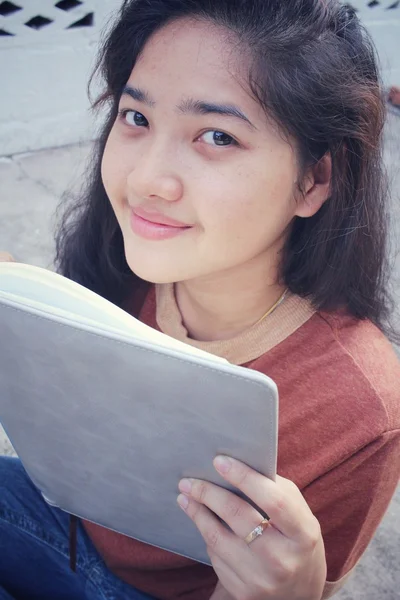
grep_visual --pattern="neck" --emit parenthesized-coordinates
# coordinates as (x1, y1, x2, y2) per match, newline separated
(175, 259, 285, 342)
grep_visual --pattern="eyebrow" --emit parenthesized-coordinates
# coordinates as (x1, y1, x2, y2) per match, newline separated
(178, 98, 256, 129)
(121, 85, 256, 129)
(121, 85, 155, 107)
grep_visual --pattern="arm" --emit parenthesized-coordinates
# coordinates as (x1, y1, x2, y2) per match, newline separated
(303, 430, 400, 597)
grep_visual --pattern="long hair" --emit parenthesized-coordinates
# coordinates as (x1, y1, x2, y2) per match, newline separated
(55, 0, 395, 337)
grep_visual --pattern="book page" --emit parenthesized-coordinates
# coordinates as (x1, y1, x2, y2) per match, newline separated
(0, 263, 227, 364)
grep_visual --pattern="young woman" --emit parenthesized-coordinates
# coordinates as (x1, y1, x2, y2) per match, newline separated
(1, 1, 399, 599)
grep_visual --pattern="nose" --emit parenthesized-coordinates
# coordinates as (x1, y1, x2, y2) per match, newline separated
(127, 139, 184, 203)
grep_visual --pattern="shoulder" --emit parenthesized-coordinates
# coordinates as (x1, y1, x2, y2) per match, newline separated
(257, 310, 399, 431)
(316, 311, 400, 432)
(249, 311, 400, 483)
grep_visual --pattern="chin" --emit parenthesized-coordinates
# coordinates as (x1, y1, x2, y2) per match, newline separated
(121, 232, 215, 284)
(123, 247, 187, 285)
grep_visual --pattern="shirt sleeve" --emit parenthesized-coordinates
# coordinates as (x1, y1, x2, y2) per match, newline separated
(301, 430, 400, 597)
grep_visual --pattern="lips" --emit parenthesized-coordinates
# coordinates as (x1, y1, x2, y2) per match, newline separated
(130, 206, 192, 241)
(132, 206, 190, 228)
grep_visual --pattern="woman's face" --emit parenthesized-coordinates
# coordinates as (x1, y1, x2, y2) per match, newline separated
(102, 18, 302, 284)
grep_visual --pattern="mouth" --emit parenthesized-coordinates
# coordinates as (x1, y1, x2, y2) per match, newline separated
(132, 206, 191, 228)
(130, 207, 192, 241)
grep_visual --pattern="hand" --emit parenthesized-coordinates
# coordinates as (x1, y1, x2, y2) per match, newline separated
(178, 456, 326, 600)
(0, 252, 15, 262)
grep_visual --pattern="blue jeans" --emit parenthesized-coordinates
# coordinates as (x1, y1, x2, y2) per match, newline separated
(0, 457, 155, 600)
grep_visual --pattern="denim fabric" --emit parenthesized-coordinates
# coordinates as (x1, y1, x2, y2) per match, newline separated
(0, 457, 155, 600)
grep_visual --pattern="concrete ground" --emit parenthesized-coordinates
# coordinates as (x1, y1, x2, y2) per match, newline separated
(0, 114, 399, 598)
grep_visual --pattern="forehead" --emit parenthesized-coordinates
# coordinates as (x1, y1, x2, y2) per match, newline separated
(129, 18, 254, 107)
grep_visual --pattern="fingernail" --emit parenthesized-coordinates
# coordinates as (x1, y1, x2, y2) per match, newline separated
(214, 456, 232, 474)
(179, 479, 192, 494)
(177, 494, 189, 510)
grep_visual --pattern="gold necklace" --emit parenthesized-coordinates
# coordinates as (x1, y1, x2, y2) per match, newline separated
(254, 288, 289, 325)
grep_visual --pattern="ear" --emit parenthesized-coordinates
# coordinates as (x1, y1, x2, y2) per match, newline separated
(295, 153, 332, 218)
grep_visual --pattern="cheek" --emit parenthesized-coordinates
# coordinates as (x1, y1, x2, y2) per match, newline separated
(198, 160, 296, 247)
(101, 138, 117, 202)
(101, 133, 131, 207)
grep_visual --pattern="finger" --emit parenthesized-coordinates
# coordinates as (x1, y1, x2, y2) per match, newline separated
(178, 495, 302, 586)
(179, 477, 265, 540)
(177, 494, 250, 566)
(0, 252, 15, 262)
(213, 456, 315, 541)
(207, 552, 247, 597)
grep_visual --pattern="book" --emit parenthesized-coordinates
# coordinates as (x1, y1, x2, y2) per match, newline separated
(0, 262, 278, 565)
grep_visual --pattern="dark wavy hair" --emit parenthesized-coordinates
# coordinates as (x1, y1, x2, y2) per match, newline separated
(55, 0, 395, 337)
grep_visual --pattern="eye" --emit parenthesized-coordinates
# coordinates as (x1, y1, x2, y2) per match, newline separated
(119, 109, 149, 127)
(200, 131, 237, 147)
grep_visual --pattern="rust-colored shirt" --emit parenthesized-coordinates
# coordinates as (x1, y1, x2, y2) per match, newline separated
(83, 285, 400, 599)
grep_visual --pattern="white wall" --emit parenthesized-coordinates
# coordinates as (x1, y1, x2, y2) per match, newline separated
(349, 0, 400, 85)
(0, 0, 120, 156)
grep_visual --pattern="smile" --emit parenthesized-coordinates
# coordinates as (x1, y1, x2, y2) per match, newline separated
(130, 208, 192, 241)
